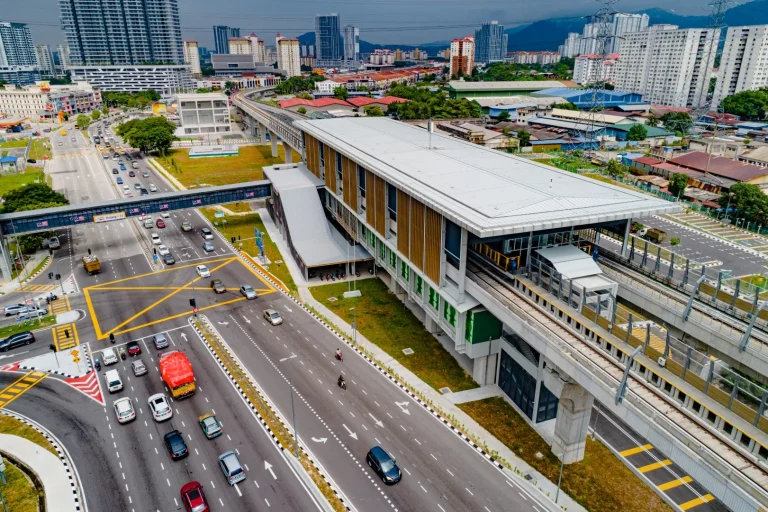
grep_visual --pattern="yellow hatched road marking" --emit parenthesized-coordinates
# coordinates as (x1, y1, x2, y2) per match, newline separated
(0, 371, 47, 409)
(638, 459, 672, 473)
(620, 444, 654, 457)
(658, 476, 693, 491)
(53, 323, 79, 351)
(679, 494, 714, 510)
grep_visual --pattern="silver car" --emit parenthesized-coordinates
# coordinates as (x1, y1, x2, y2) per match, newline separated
(153, 332, 169, 349)
(219, 451, 246, 485)
(240, 285, 257, 300)
(131, 359, 147, 376)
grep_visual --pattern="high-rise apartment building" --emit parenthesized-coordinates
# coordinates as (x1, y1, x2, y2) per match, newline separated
(712, 25, 768, 109)
(276, 36, 301, 77)
(183, 41, 201, 76)
(0, 22, 36, 67)
(56, 44, 70, 70)
(449, 35, 474, 77)
(613, 25, 719, 108)
(59, 0, 184, 65)
(35, 45, 56, 75)
(343, 25, 360, 62)
(213, 25, 240, 55)
(229, 34, 265, 63)
(573, 53, 618, 84)
(474, 21, 505, 64)
(558, 13, 649, 57)
(315, 14, 342, 62)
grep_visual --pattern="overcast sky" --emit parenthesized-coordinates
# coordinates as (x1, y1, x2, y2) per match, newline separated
(8, 0, 720, 48)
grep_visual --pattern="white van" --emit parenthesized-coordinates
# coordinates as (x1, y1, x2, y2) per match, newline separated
(102, 347, 118, 366)
(132, 161, 139, 169)
(105, 369, 123, 393)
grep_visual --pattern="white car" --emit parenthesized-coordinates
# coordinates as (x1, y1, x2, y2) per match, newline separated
(148, 393, 173, 422)
(113, 397, 136, 424)
(157, 245, 170, 256)
(196, 265, 210, 278)
(149, 184, 157, 192)
(151, 233, 161, 245)
(161, 212, 170, 219)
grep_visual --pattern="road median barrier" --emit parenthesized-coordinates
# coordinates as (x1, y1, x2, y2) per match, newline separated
(191, 315, 348, 512)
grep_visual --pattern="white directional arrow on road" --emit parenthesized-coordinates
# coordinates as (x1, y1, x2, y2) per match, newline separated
(217, 321, 229, 326)
(180, 332, 187, 341)
(395, 401, 411, 415)
(312, 437, 328, 444)
(242, 316, 251, 324)
(264, 461, 277, 480)
(342, 424, 358, 440)
(368, 413, 384, 428)
(284, 304, 293, 313)
(279, 353, 297, 362)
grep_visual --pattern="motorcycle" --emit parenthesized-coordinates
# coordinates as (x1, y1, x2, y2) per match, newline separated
(355, 271, 361, 278)
(119, 348, 126, 360)
(368, 267, 374, 275)
(335, 350, 343, 362)
(94, 359, 101, 371)
(338, 376, 346, 390)
(308, 271, 316, 279)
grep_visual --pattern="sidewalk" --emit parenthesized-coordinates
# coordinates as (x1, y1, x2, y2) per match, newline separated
(256, 205, 585, 512)
(0, 433, 79, 512)
(0, 252, 50, 295)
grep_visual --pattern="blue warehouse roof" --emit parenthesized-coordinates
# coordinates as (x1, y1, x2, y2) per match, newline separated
(531, 88, 645, 108)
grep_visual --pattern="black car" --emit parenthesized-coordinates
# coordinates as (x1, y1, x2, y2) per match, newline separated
(27, 158, 36, 164)
(163, 430, 188, 460)
(128, 170, 136, 177)
(112, 168, 119, 174)
(366, 446, 401, 484)
(0, 331, 35, 352)
(163, 253, 175, 265)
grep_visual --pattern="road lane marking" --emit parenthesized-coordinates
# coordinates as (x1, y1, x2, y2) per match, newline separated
(679, 494, 714, 510)
(619, 443, 653, 456)
(0, 371, 47, 409)
(638, 459, 672, 473)
(658, 476, 693, 491)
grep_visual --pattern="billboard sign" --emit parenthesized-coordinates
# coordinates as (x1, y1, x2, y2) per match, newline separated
(93, 212, 126, 223)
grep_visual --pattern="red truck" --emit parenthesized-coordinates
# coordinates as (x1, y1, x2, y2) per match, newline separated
(159, 351, 196, 399)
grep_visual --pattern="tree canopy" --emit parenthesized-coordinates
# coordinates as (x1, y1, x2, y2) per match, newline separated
(605, 159, 628, 178)
(102, 90, 160, 109)
(551, 102, 578, 111)
(660, 112, 693, 133)
(668, 173, 689, 198)
(722, 88, 768, 120)
(386, 85, 481, 120)
(364, 105, 385, 117)
(91, 109, 101, 121)
(333, 86, 349, 100)
(719, 183, 768, 225)
(1, 183, 68, 214)
(115, 117, 177, 156)
(274, 76, 324, 95)
(76, 114, 91, 129)
(626, 124, 648, 141)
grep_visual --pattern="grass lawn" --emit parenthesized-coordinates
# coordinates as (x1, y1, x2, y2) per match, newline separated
(222, 202, 252, 213)
(200, 208, 297, 293)
(0, 171, 45, 197)
(459, 398, 671, 512)
(2, 460, 42, 512)
(0, 315, 56, 339)
(156, 145, 284, 188)
(29, 138, 51, 161)
(310, 279, 478, 393)
(0, 415, 56, 455)
(0, 139, 28, 149)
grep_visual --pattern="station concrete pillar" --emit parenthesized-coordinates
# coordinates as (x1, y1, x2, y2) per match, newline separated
(285, 146, 293, 164)
(269, 130, 278, 158)
(425, 315, 440, 334)
(550, 381, 594, 464)
(259, 122, 267, 145)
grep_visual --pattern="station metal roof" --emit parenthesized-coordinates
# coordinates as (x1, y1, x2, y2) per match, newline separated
(294, 118, 679, 237)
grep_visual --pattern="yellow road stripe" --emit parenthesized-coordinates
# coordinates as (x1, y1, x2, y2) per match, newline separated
(679, 494, 714, 510)
(638, 460, 672, 473)
(0, 371, 46, 410)
(620, 444, 653, 457)
(105, 258, 237, 336)
(86, 256, 234, 289)
(658, 476, 693, 491)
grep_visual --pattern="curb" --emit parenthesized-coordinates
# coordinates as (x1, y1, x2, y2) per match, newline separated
(189, 317, 351, 510)
(0, 410, 83, 511)
(18, 343, 92, 379)
(21, 256, 52, 284)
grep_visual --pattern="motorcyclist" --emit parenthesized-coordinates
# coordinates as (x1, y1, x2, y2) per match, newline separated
(335, 348, 343, 361)
(119, 347, 126, 360)
(94, 359, 101, 371)
(338, 374, 345, 387)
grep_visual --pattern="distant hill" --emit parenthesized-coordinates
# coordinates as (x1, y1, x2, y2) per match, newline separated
(296, 32, 447, 56)
(505, 0, 768, 51)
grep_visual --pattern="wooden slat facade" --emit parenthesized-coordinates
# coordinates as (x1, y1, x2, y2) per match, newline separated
(424, 206, 442, 283)
(365, 169, 376, 228)
(374, 174, 386, 236)
(341, 155, 351, 207)
(305, 135, 319, 178)
(325, 148, 337, 191)
(410, 199, 425, 272)
(397, 189, 410, 257)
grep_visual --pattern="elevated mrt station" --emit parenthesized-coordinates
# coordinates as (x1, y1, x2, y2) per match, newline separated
(284, 118, 768, 510)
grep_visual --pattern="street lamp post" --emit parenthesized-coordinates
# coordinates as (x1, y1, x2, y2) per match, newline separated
(555, 452, 565, 504)
(350, 307, 357, 345)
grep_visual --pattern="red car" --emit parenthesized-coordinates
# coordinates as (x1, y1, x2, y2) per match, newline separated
(180, 481, 209, 512)
(126, 341, 141, 356)
(156, 219, 165, 228)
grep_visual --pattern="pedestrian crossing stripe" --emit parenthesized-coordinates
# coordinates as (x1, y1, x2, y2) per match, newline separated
(619, 443, 653, 457)
(638, 459, 672, 473)
(53, 323, 79, 351)
(18, 284, 57, 292)
(49, 296, 71, 316)
(0, 371, 47, 409)
(658, 476, 693, 491)
(679, 494, 714, 510)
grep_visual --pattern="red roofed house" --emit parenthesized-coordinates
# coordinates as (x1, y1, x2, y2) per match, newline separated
(278, 98, 355, 114)
(346, 96, 408, 113)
